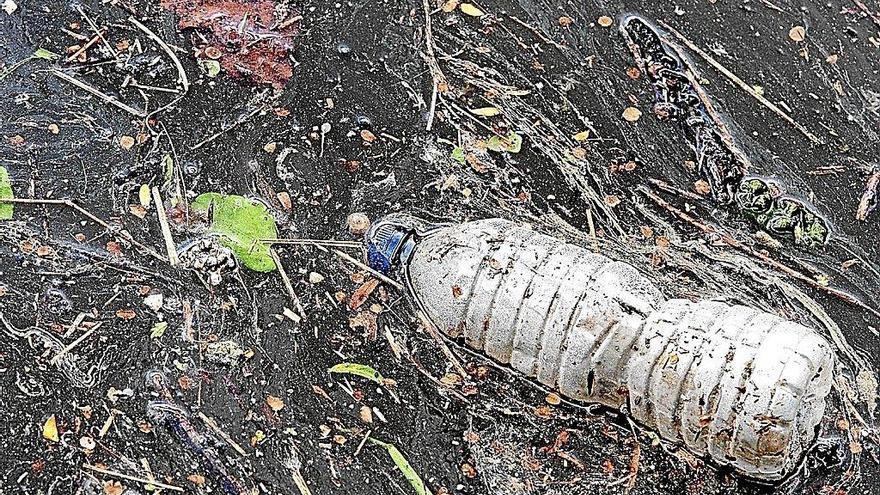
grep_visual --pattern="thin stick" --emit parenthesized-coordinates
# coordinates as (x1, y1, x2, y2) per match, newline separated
(128, 17, 189, 92)
(310, 242, 404, 290)
(856, 167, 879, 221)
(640, 186, 880, 319)
(585, 208, 599, 253)
(420, 0, 448, 114)
(197, 412, 248, 456)
(0, 197, 166, 262)
(647, 178, 705, 201)
(507, 14, 567, 51)
(192, 104, 263, 150)
(50, 322, 101, 365)
(417, 310, 468, 378)
(151, 187, 180, 266)
(269, 248, 307, 320)
(656, 20, 824, 145)
(261, 238, 362, 249)
(426, 81, 438, 131)
(51, 69, 146, 117)
(65, 30, 105, 62)
(75, 6, 116, 58)
(82, 464, 184, 492)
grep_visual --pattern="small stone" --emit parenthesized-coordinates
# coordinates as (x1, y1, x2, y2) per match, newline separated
(597, 15, 613, 27)
(308, 272, 325, 284)
(118, 135, 135, 150)
(347, 212, 371, 236)
(79, 436, 96, 451)
(204, 45, 223, 59)
(336, 42, 351, 55)
(143, 293, 164, 312)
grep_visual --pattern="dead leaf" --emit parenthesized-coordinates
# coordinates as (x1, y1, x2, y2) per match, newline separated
(103, 481, 125, 495)
(622, 106, 642, 122)
(115, 308, 136, 320)
(349, 278, 380, 310)
(441, 0, 459, 12)
(693, 179, 711, 196)
(187, 474, 206, 486)
(572, 131, 590, 141)
(545, 392, 561, 405)
(604, 195, 621, 207)
(360, 129, 377, 143)
(42, 415, 59, 442)
(460, 3, 484, 16)
(470, 106, 501, 117)
(266, 394, 285, 411)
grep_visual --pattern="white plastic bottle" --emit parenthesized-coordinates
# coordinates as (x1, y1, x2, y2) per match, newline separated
(365, 215, 835, 481)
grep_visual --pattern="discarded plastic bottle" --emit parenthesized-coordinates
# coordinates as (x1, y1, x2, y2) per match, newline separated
(365, 215, 835, 481)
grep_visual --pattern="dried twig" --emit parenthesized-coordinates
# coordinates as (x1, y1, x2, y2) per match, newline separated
(151, 187, 180, 266)
(50, 322, 102, 365)
(641, 186, 880, 319)
(416, 310, 468, 378)
(51, 69, 146, 117)
(856, 167, 880, 221)
(656, 20, 824, 145)
(269, 248, 307, 320)
(507, 14, 567, 51)
(75, 6, 116, 59)
(197, 412, 248, 456)
(65, 30, 105, 62)
(853, 0, 880, 30)
(0, 197, 166, 262)
(420, 0, 448, 132)
(310, 243, 404, 290)
(82, 464, 184, 492)
(128, 16, 189, 92)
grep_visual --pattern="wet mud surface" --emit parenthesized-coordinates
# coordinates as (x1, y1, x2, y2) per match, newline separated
(1, 0, 879, 494)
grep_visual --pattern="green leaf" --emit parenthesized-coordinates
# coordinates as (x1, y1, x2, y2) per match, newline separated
(190, 193, 278, 272)
(328, 362, 385, 384)
(486, 132, 522, 153)
(0, 167, 13, 220)
(161, 154, 174, 187)
(150, 321, 168, 339)
(450, 147, 466, 164)
(33, 48, 60, 60)
(199, 59, 221, 78)
(368, 438, 433, 495)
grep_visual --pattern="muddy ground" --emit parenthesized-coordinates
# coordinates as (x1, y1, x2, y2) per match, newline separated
(1, 0, 879, 494)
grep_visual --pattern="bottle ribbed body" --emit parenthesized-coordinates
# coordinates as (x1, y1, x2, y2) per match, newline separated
(405, 218, 834, 480)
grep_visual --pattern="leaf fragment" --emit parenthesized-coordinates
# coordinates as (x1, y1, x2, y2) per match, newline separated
(460, 3, 484, 16)
(0, 167, 13, 220)
(43, 415, 59, 442)
(368, 437, 433, 495)
(150, 321, 168, 339)
(485, 132, 523, 153)
(470, 106, 501, 117)
(328, 362, 385, 385)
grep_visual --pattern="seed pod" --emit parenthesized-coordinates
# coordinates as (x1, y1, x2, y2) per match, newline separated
(367, 217, 834, 481)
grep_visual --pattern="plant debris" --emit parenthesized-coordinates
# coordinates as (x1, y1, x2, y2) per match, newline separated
(190, 193, 278, 272)
(161, 0, 301, 88)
